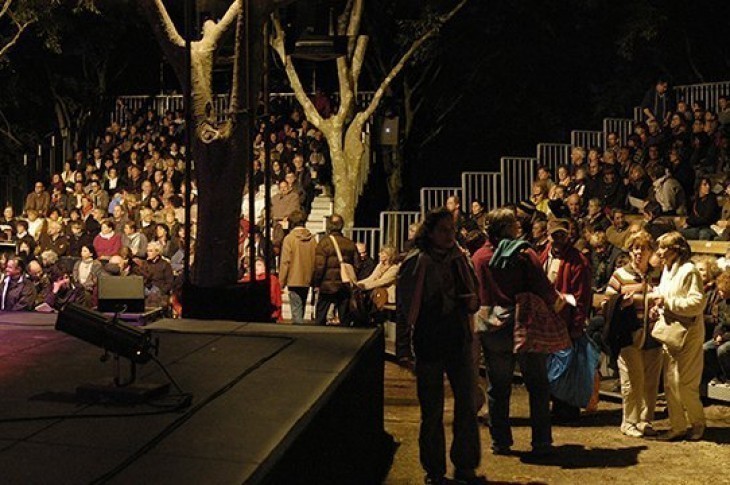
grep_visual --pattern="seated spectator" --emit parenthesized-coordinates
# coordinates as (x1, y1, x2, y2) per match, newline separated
(536, 165, 555, 191)
(680, 177, 720, 241)
(0, 206, 16, 240)
(15, 220, 36, 255)
(122, 221, 148, 258)
(565, 194, 583, 221)
(136, 241, 173, 308)
(73, 244, 103, 299)
(606, 208, 631, 250)
(530, 181, 550, 214)
(694, 255, 723, 340)
(38, 220, 69, 257)
(67, 220, 94, 258)
(583, 198, 611, 232)
(531, 219, 549, 254)
(595, 165, 626, 209)
(355, 242, 376, 280)
(356, 246, 399, 308)
(641, 201, 675, 240)
(589, 231, 624, 292)
(153, 223, 179, 260)
(626, 164, 651, 212)
(704, 270, 730, 385)
(24, 181, 50, 216)
(240, 257, 282, 321)
(271, 180, 301, 223)
(648, 164, 686, 215)
(469, 200, 487, 232)
(41, 266, 89, 310)
(2, 256, 37, 311)
(26, 209, 45, 241)
(93, 219, 122, 261)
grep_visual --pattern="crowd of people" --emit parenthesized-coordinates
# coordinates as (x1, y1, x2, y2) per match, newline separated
(393, 79, 730, 484)
(2, 79, 730, 484)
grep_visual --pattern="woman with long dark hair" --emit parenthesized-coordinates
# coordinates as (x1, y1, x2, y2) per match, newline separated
(680, 177, 720, 241)
(397, 208, 483, 485)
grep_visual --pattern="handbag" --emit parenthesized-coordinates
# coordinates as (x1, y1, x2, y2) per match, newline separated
(330, 235, 357, 286)
(650, 314, 688, 352)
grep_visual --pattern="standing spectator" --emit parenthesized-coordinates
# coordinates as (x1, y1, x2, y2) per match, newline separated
(540, 219, 593, 422)
(279, 210, 317, 324)
(1, 257, 36, 311)
(397, 208, 482, 484)
(641, 78, 674, 126)
(312, 214, 356, 325)
(603, 231, 662, 437)
(473, 208, 560, 456)
(24, 181, 51, 216)
(651, 232, 706, 441)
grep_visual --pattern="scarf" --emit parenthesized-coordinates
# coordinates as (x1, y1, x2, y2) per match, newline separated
(489, 239, 531, 269)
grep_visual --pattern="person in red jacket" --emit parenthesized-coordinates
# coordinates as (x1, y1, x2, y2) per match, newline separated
(539, 218, 593, 422)
(93, 219, 122, 262)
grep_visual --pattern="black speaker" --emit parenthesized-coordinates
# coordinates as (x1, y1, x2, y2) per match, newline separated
(98, 275, 145, 313)
(379, 117, 399, 146)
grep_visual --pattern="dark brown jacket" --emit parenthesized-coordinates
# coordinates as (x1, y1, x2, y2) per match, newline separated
(312, 232, 356, 294)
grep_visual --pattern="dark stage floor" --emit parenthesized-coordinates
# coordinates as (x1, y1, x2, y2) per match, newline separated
(0, 315, 386, 484)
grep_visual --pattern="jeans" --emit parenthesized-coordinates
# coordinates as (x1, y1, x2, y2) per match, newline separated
(479, 327, 552, 449)
(288, 287, 310, 323)
(315, 289, 350, 325)
(704, 339, 730, 381)
(680, 226, 716, 241)
(416, 343, 480, 479)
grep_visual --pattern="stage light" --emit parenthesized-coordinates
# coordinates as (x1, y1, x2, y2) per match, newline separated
(56, 303, 156, 365)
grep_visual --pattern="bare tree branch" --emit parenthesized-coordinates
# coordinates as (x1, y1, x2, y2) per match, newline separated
(359, 0, 469, 122)
(0, 15, 33, 60)
(0, 108, 22, 146)
(0, 0, 13, 21)
(337, 0, 354, 35)
(350, 35, 369, 94)
(270, 13, 324, 127)
(345, 0, 363, 58)
(200, 0, 241, 51)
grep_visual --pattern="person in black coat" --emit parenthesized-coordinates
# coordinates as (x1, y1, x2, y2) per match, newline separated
(680, 177, 720, 241)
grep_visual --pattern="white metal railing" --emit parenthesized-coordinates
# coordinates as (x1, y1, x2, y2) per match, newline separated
(571, 130, 603, 150)
(419, 187, 461, 217)
(379, 211, 420, 253)
(674, 81, 730, 112)
(500, 157, 536, 206)
(113, 92, 376, 125)
(344, 227, 381, 259)
(536, 143, 571, 175)
(602, 118, 634, 149)
(461, 172, 501, 212)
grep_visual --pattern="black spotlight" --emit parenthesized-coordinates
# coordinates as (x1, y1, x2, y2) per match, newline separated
(56, 304, 169, 403)
(56, 303, 155, 364)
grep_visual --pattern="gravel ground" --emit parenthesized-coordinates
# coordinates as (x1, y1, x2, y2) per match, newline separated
(383, 362, 730, 485)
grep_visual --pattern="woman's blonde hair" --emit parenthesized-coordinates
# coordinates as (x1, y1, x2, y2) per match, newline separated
(379, 246, 397, 264)
(692, 255, 721, 280)
(625, 230, 657, 252)
(657, 231, 691, 263)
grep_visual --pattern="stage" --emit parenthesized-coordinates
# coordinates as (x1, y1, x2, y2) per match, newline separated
(0, 314, 392, 484)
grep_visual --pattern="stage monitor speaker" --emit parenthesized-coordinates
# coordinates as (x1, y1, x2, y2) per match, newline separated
(379, 117, 399, 146)
(98, 275, 145, 313)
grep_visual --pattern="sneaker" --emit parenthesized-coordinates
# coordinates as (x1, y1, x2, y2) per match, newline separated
(687, 423, 705, 441)
(621, 423, 643, 438)
(639, 423, 658, 437)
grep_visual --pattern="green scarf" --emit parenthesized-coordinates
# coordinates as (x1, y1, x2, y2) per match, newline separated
(489, 239, 530, 269)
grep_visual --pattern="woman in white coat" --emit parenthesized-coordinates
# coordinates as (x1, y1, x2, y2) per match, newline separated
(651, 232, 707, 441)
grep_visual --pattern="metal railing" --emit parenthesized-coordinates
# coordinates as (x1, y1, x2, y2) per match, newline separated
(113, 91, 377, 125)
(344, 227, 381, 259)
(602, 118, 634, 149)
(379, 211, 420, 254)
(571, 130, 603, 150)
(461, 172, 501, 212)
(500, 157, 536, 206)
(536, 143, 571, 175)
(674, 81, 730, 112)
(419, 187, 461, 217)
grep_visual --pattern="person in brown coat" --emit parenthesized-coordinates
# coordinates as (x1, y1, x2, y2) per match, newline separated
(279, 210, 317, 323)
(24, 182, 51, 216)
(312, 214, 357, 325)
(271, 180, 301, 223)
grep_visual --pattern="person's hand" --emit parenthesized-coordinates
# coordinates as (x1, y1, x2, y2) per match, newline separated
(716, 335, 724, 346)
(621, 291, 635, 309)
(553, 293, 567, 313)
(653, 296, 664, 309)
(52, 279, 65, 294)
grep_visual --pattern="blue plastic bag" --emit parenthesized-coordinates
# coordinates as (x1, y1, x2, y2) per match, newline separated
(547, 334, 601, 408)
